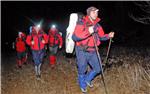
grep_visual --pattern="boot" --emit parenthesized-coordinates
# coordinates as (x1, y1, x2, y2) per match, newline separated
(78, 75, 87, 92)
(80, 88, 87, 93)
(22, 56, 27, 65)
(51, 64, 55, 69)
(17, 59, 22, 69)
(36, 75, 41, 80)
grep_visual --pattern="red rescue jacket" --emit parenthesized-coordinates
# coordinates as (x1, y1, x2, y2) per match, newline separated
(16, 37, 26, 52)
(48, 28, 63, 47)
(72, 16, 109, 51)
(26, 27, 48, 51)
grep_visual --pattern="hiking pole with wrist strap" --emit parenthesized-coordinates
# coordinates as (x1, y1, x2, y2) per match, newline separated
(92, 33, 109, 94)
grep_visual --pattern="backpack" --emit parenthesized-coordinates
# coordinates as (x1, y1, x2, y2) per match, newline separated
(65, 13, 78, 53)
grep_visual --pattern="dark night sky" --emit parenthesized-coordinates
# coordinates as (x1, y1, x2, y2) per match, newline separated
(2, 1, 150, 51)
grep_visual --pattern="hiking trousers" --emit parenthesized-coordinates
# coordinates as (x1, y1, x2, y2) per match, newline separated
(75, 46, 102, 89)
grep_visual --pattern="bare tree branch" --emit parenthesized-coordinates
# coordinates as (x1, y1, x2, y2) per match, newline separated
(134, 2, 150, 14)
(129, 14, 150, 24)
(128, 1, 150, 24)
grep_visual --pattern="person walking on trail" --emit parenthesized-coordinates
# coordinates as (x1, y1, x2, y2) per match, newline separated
(26, 25, 48, 80)
(15, 32, 27, 69)
(72, 6, 114, 93)
(48, 25, 63, 69)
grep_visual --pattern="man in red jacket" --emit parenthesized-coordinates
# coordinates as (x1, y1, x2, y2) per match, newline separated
(48, 25, 63, 69)
(26, 25, 48, 79)
(15, 32, 27, 68)
(72, 6, 114, 93)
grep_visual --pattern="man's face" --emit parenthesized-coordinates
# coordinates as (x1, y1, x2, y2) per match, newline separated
(18, 32, 22, 38)
(89, 10, 98, 20)
(19, 34, 22, 38)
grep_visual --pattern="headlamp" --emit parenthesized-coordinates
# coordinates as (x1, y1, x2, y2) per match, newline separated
(51, 24, 56, 28)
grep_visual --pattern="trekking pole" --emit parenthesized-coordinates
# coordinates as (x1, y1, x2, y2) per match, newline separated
(103, 38, 113, 65)
(92, 33, 109, 94)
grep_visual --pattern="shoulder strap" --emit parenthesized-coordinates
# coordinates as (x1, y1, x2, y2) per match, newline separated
(30, 32, 34, 41)
(77, 19, 84, 25)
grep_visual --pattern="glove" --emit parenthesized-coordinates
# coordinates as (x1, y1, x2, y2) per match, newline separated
(108, 32, 115, 38)
(31, 41, 34, 45)
(59, 46, 62, 49)
(42, 40, 46, 44)
(45, 46, 47, 50)
(89, 26, 94, 34)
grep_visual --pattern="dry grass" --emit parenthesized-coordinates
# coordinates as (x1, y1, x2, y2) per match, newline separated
(1, 47, 150, 94)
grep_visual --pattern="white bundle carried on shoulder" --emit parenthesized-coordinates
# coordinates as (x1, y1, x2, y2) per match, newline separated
(66, 13, 78, 53)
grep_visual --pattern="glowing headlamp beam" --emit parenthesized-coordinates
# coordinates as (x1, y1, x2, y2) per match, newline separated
(52, 24, 56, 28)
(36, 24, 41, 28)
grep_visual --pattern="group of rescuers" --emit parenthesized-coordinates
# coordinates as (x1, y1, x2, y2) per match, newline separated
(14, 6, 114, 93)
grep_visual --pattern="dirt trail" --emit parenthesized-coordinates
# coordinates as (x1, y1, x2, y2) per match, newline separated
(2, 49, 150, 94)
(1, 52, 104, 94)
